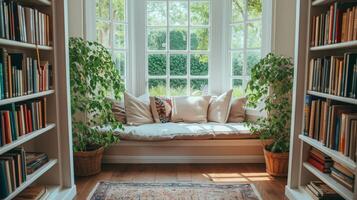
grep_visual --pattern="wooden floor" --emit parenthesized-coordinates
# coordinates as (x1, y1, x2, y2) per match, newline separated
(75, 164, 287, 200)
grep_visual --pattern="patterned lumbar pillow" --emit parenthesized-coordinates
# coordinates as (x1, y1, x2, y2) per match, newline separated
(150, 96, 173, 123)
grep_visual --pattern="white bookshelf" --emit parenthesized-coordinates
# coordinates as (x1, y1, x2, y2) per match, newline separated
(0, 0, 76, 199)
(286, 0, 357, 200)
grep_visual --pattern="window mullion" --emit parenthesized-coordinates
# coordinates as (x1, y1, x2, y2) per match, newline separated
(166, 0, 170, 96)
(187, 0, 191, 95)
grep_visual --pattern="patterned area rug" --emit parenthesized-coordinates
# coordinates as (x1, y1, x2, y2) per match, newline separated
(88, 182, 261, 200)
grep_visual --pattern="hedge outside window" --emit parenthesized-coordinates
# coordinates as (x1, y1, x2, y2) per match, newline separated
(147, 0, 210, 96)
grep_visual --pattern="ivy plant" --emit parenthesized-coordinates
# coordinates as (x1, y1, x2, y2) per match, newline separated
(69, 37, 125, 152)
(246, 53, 294, 153)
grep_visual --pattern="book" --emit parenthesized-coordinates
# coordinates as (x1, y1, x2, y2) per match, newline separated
(14, 185, 47, 200)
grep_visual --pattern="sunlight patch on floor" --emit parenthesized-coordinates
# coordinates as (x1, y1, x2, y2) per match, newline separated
(204, 172, 271, 183)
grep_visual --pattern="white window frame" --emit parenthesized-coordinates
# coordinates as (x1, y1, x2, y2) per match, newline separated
(145, 0, 211, 96)
(84, 0, 130, 89)
(84, 0, 272, 115)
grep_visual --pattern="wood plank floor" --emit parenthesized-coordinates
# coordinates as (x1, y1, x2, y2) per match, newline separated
(75, 164, 287, 200)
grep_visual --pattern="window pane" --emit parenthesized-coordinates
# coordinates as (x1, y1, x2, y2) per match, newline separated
(96, 0, 110, 20)
(232, 0, 244, 22)
(248, 0, 262, 20)
(114, 51, 126, 76)
(233, 79, 244, 97)
(247, 21, 262, 48)
(170, 79, 187, 96)
(148, 28, 166, 50)
(169, 1, 188, 26)
(247, 50, 260, 75)
(190, 79, 208, 96)
(96, 21, 111, 48)
(170, 54, 187, 76)
(147, 1, 167, 26)
(148, 54, 166, 76)
(149, 79, 167, 96)
(190, 1, 209, 25)
(114, 24, 125, 49)
(190, 54, 208, 76)
(190, 28, 209, 50)
(113, 0, 125, 22)
(170, 28, 187, 50)
(232, 51, 243, 76)
(232, 24, 244, 49)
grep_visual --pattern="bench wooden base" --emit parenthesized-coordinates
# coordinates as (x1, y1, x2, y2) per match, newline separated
(103, 139, 265, 164)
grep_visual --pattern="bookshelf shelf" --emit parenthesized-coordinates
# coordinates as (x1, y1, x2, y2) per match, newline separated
(0, 90, 55, 106)
(310, 40, 357, 51)
(0, 124, 55, 155)
(303, 162, 354, 200)
(0, 39, 53, 51)
(307, 91, 357, 105)
(299, 134, 356, 170)
(4, 159, 57, 200)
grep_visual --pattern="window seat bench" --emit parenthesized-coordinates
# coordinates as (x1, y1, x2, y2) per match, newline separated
(100, 123, 265, 164)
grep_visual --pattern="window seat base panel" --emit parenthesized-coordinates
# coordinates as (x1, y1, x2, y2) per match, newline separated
(103, 139, 265, 164)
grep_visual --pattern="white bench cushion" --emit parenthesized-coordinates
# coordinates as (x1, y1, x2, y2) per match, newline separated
(100, 123, 256, 141)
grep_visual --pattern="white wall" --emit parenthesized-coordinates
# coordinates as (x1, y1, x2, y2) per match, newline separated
(68, 0, 85, 37)
(271, 0, 296, 58)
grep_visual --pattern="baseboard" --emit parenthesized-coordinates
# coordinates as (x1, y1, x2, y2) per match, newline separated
(102, 155, 265, 164)
(52, 185, 77, 200)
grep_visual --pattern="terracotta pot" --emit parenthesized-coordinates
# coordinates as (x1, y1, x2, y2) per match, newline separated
(263, 148, 289, 177)
(74, 146, 104, 176)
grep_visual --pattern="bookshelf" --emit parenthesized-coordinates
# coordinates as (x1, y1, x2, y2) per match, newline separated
(286, 0, 357, 200)
(0, 0, 76, 199)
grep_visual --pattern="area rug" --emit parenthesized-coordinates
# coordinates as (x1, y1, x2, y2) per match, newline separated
(88, 182, 262, 200)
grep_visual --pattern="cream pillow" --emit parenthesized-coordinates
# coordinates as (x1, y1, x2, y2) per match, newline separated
(227, 97, 247, 123)
(171, 96, 211, 123)
(124, 92, 154, 125)
(208, 90, 233, 123)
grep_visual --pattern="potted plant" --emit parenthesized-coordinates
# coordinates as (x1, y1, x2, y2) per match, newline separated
(69, 37, 125, 176)
(246, 53, 294, 177)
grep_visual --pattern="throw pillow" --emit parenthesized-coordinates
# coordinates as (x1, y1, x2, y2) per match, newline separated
(171, 96, 211, 123)
(109, 98, 126, 124)
(150, 96, 173, 123)
(208, 89, 233, 123)
(124, 92, 154, 125)
(227, 97, 247, 123)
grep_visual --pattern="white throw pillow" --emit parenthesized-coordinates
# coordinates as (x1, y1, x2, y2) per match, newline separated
(227, 97, 247, 123)
(171, 96, 211, 123)
(208, 90, 233, 123)
(124, 92, 154, 125)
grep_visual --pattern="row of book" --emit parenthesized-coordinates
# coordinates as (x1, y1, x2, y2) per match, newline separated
(0, 147, 26, 199)
(304, 181, 344, 200)
(0, 0, 51, 46)
(0, 149, 49, 199)
(0, 98, 47, 147)
(310, 2, 357, 47)
(307, 148, 355, 192)
(304, 96, 357, 161)
(307, 53, 357, 98)
(0, 48, 52, 100)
